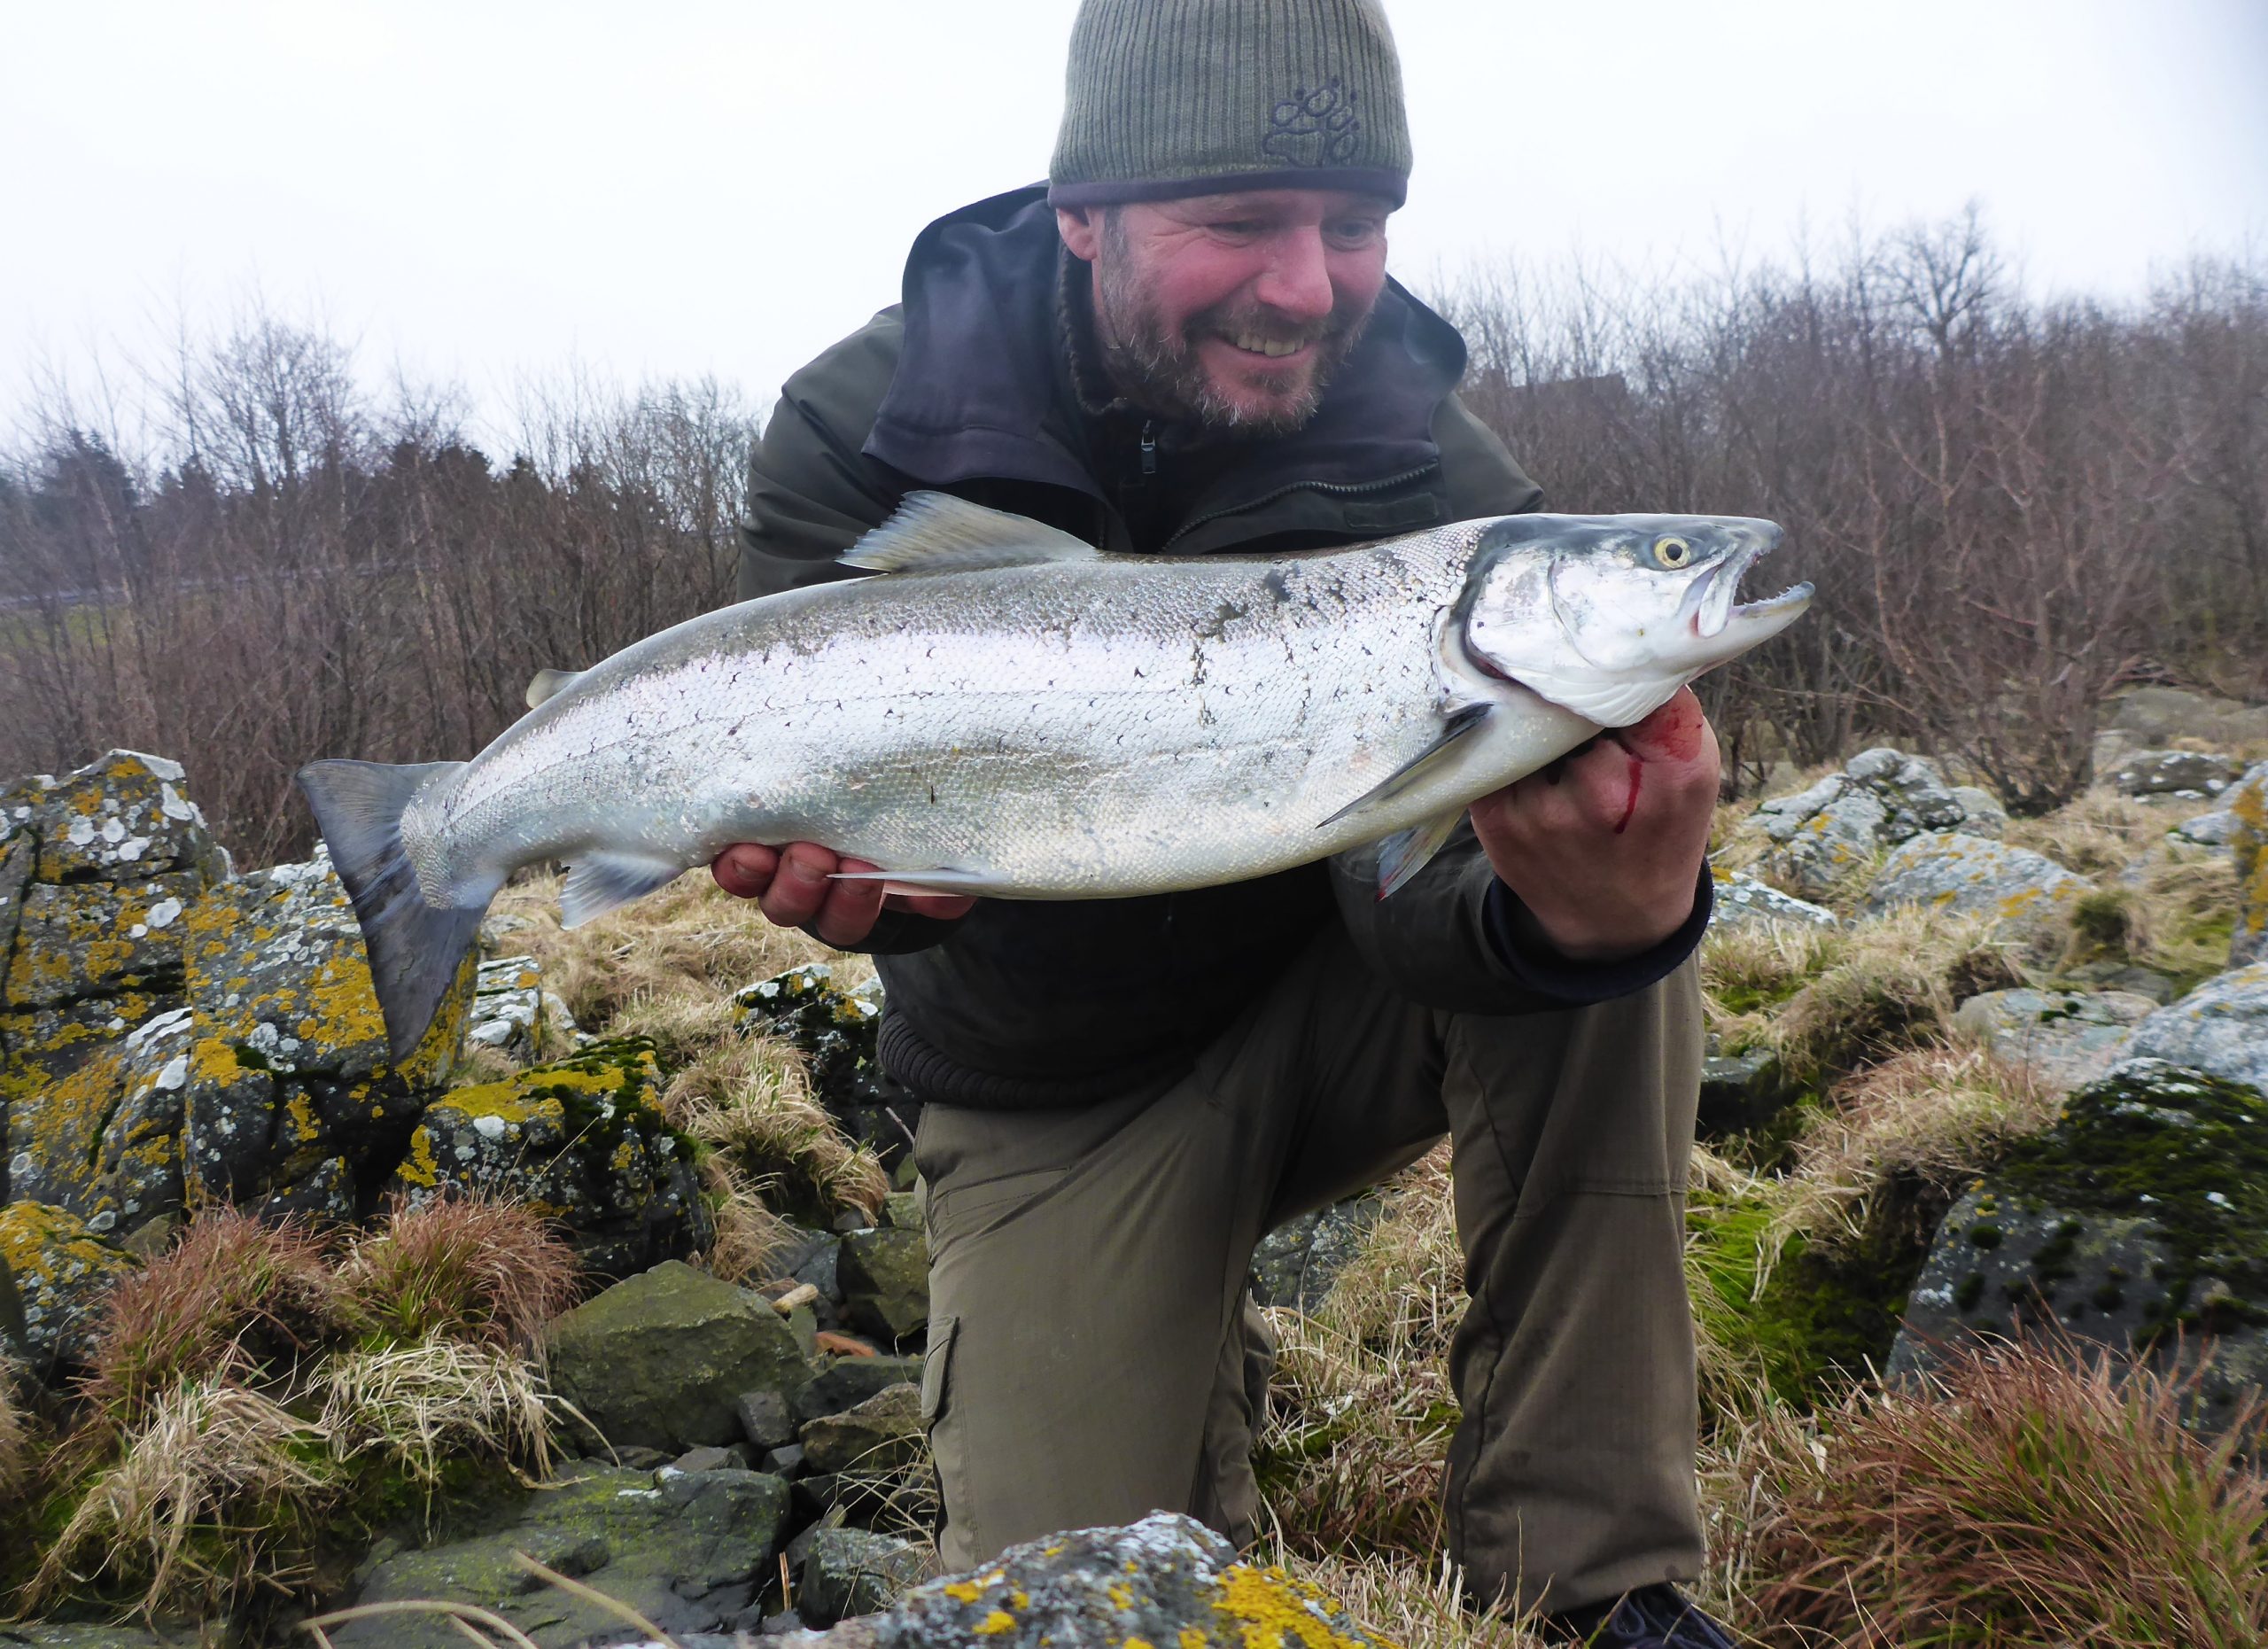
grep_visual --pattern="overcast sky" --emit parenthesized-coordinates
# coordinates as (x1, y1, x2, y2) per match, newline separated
(4, 0, 2264, 452)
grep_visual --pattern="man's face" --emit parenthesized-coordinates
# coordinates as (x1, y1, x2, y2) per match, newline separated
(1060, 188, 1393, 435)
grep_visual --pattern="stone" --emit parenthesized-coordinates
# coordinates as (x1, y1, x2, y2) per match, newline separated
(2103, 686, 2268, 751)
(776, 1227, 843, 1302)
(7, 1004, 197, 1233)
(1891, 1060, 2268, 1417)
(837, 1226, 928, 1344)
(881, 1190, 922, 1231)
(2109, 749, 2240, 798)
(736, 963, 919, 1169)
(2173, 808, 2241, 849)
(1697, 1048, 1788, 1137)
(1248, 1197, 1379, 1311)
(1861, 832, 2094, 959)
(796, 1382, 925, 1476)
(674, 1443, 741, 1473)
(1948, 785, 2008, 839)
(1742, 750, 2005, 900)
(383, 1038, 709, 1278)
(1951, 988, 2158, 1094)
(1707, 867, 1839, 933)
(798, 1528, 929, 1625)
(333, 1462, 789, 1648)
(546, 1260, 812, 1453)
(740, 1387, 799, 1449)
(2120, 965, 2268, 1091)
(765, 1443, 807, 1477)
(2232, 762, 2268, 967)
(795, 1354, 928, 1423)
(798, 1512, 1393, 1649)
(0, 1200, 132, 1365)
(2056, 961, 2178, 1004)
(1841, 747, 1975, 838)
(463, 954, 579, 1062)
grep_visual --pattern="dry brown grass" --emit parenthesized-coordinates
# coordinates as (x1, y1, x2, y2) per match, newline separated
(1734, 1340, 2268, 1646)
(342, 1196, 579, 1353)
(1272, 1549, 1551, 1649)
(1700, 916, 1845, 1049)
(27, 1369, 337, 1615)
(0, 1361, 31, 1505)
(1761, 910, 2022, 1091)
(2007, 789, 2208, 878)
(317, 1338, 563, 1502)
(486, 869, 847, 1039)
(668, 1035, 889, 1225)
(83, 1209, 347, 1427)
(698, 1155, 798, 1286)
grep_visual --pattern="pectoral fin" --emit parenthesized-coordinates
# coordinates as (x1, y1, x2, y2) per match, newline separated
(1374, 806, 1464, 899)
(1321, 704, 1493, 834)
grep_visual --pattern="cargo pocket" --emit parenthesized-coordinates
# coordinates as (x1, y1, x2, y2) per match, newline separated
(920, 1314, 958, 1426)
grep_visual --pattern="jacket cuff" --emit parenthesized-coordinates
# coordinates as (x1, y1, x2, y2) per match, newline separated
(1480, 865, 1713, 1007)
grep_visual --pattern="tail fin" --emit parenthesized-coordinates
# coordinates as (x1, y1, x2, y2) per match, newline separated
(296, 758, 485, 1065)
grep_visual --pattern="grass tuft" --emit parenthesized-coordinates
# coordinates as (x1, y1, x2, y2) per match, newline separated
(317, 1337, 562, 1505)
(1763, 910, 2020, 1090)
(1737, 1338, 2268, 1646)
(342, 1196, 579, 1353)
(83, 1209, 347, 1427)
(668, 1036, 889, 1227)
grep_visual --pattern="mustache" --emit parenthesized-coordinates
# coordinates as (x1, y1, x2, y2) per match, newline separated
(1185, 298, 1365, 352)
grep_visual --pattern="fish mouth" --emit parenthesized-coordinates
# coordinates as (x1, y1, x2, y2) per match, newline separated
(1681, 531, 1813, 643)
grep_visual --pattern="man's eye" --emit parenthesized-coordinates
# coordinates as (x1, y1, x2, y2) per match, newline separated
(1327, 220, 1380, 246)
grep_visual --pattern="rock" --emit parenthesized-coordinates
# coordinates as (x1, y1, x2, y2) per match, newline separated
(798, 1528, 929, 1625)
(1697, 1048, 1788, 1137)
(740, 1387, 799, 1449)
(1707, 869, 1838, 933)
(2109, 749, 2240, 799)
(1743, 750, 2004, 899)
(799, 1511, 1394, 1649)
(0, 1199, 132, 1365)
(2233, 762, 2268, 968)
(795, 1354, 928, 1423)
(881, 1190, 922, 1231)
(464, 954, 579, 1062)
(2056, 961, 2179, 1004)
(837, 1226, 928, 1345)
(2173, 809, 2241, 848)
(797, 1382, 925, 1476)
(2103, 686, 2268, 751)
(0, 1626, 215, 1646)
(546, 1260, 812, 1453)
(334, 1462, 789, 1648)
(1891, 1060, 2268, 1415)
(384, 1038, 709, 1277)
(775, 1227, 844, 1303)
(1951, 989, 2158, 1093)
(1861, 832, 2094, 959)
(2120, 965, 2268, 1091)
(673, 1443, 747, 1473)
(1248, 1197, 1379, 1310)
(735, 964, 919, 1168)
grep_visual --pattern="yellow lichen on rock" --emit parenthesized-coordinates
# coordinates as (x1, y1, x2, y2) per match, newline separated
(975, 1610, 1019, 1635)
(1209, 1565, 1387, 1649)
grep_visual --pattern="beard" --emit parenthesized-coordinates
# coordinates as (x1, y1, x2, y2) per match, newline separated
(1092, 220, 1375, 438)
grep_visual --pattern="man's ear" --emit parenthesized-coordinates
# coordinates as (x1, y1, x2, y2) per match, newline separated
(1056, 205, 1102, 262)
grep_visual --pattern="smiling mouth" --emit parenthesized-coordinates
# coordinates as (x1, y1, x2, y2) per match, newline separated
(1218, 331, 1314, 360)
(1682, 537, 1812, 640)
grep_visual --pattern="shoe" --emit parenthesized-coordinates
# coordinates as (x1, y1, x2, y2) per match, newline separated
(1539, 1583, 1739, 1648)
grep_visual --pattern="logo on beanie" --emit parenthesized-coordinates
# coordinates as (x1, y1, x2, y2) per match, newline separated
(1262, 77, 1363, 167)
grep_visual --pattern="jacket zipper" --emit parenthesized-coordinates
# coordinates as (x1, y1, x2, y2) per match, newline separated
(1138, 420, 1158, 478)
(1160, 459, 1441, 550)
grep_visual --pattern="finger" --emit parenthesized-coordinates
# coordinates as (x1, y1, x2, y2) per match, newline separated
(711, 842, 780, 899)
(813, 859, 888, 948)
(757, 841, 839, 930)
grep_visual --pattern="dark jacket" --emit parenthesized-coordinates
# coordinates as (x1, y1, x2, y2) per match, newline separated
(737, 185, 1706, 1108)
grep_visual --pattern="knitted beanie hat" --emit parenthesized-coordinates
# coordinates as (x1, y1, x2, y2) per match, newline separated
(1048, 0, 1412, 208)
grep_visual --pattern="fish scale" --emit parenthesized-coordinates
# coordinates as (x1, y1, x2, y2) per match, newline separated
(300, 492, 1812, 1059)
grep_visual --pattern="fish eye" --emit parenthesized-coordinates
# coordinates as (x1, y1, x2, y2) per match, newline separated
(1653, 535, 1693, 569)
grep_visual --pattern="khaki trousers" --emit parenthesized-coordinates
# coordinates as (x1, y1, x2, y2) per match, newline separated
(911, 924, 1705, 1615)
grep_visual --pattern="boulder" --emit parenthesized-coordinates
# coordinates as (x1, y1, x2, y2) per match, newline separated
(384, 1038, 709, 1277)
(463, 954, 579, 1062)
(2120, 964, 2268, 1091)
(546, 1260, 812, 1453)
(334, 1462, 790, 1648)
(837, 1226, 928, 1345)
(1249, 1197, 1379, 1310)
(1891, 1060, 2268, 1414)
(1861, 832, 2094, 959)
(1948, 785, 2009, 839)
(2233, 762, 2268, 967)
(735, 964, 918, 1167)
(2101, 686, 2268, 752)
(798, 1382, 925, 1476)
(2173, 808, 2242, 849)
(2109, 749, 2238, 800)
(799, 1528, 929, 1625)
(1697, 1048, 1788, 1137)
(0, 1199, 132, 1365)
(1743, 750, 2005, 899)
(1951, 988, 2158, 1094)
(1707, 869, 1838, 934)
(795, 1354, 928, 1424)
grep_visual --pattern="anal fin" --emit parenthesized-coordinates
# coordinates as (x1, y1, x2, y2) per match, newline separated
(1375, 806, 1464, 899)
(1322, 704, 1493, 834)
(560, 851, 687, 928)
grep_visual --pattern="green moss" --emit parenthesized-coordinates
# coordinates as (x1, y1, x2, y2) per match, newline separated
(1993, 1063, 2268, 1337)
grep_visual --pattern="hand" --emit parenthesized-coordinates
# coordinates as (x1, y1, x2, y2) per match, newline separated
(710, 842, 977, 947)
(1467, 688, 1719, 963)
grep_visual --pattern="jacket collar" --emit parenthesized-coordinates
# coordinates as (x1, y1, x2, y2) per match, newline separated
(865, 183, 1468, 518)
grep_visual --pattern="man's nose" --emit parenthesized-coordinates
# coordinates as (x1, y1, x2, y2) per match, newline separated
(1252, 228, 1336, 323)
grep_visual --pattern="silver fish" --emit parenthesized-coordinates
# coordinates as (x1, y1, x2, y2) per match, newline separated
(299, 493, 1811, 1059)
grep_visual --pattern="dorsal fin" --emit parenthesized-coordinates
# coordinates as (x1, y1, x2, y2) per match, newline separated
(839, 491, 1100, 574)
(524, 668, 586, 709)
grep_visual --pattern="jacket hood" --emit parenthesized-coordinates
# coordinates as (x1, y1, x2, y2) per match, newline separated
(866, 183, 1469, 510)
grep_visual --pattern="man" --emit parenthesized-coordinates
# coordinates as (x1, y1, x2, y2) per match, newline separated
(714, 4, 1736, 1644)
